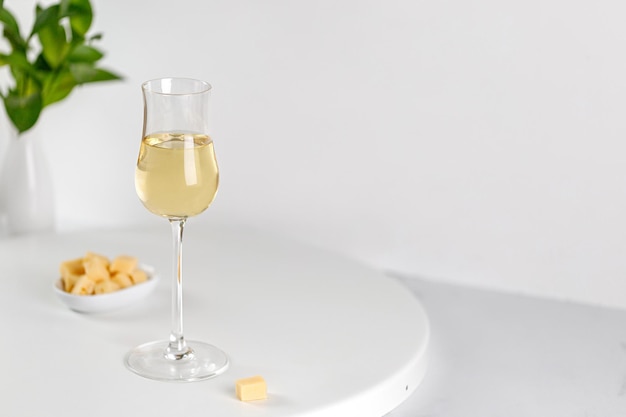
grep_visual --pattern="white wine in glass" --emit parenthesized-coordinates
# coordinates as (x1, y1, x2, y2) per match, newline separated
(136, 132, 219, 218)
(125, 78, 229, 382)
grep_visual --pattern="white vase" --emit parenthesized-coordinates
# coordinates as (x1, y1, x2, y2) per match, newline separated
(0, 127, 55, 236)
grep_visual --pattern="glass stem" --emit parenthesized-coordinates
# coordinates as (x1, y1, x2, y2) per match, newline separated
(166, 217, 193, 360)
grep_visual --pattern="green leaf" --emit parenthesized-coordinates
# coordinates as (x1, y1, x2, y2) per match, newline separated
(67, 0, 92, 37)
(67, 44, 103, 63)
(0, 51, 29, 70)
(29, 4, 60, 40)
(70, 62, 121, 84)
(10, 68, 41, 102)
(3, 90, 43, 133)
(1, 51, 42, 84)
(0, 7, 27, 51)
(88, 32, 102, 42)
(32, 53, 52, 72)
(59, 0, 72, 16)
(38, 11, 70, 68)
(0, 8, 19, 37)
(42, 69, 76, 107)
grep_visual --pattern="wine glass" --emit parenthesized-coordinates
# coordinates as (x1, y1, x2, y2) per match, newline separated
(124, 78, 229, 382)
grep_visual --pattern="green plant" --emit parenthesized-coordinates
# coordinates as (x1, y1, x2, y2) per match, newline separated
(0, 0, 121, 134)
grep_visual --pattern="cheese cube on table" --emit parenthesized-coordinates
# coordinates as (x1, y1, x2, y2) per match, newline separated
(236, 376, 267, 401)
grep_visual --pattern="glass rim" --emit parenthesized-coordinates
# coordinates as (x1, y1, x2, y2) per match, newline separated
(142, 77, 212, 96)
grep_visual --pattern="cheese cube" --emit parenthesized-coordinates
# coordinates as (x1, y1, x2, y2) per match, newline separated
(112, 273, 133, 289)
(236, 376, 267, 401)
(60, 258, 85, 277)
(94, 279, 121, 294)
(84, 252, 110, 268)
(62, 273, 80, 293)
(70, 275, 96, 295)
(60, 258, 85, 291)
(84, 256, 110, 282)
(130, 268, 148, 284)
(110, 255, 138, 275)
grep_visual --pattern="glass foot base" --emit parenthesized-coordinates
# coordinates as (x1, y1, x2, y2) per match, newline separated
(125, 340, 229, 382)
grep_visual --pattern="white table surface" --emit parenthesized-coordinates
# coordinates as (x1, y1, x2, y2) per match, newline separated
(2, 222, 625, 416)
(0, 223, 428, 417)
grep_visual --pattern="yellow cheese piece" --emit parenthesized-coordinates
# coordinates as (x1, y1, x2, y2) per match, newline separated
(84, 256, 110, 282)
(60, 258, 85, 277)
(84, 252, 110, 268)
(60, 258, 85, 292)
(94, 279, 121, 294)
(62, 274, 79, 292)
(112, 273, 133, 289)
(130, 268, 148, 284)
(236, 376, 267, 401)
(110, 255, 138, 275)
(71, 275, 96, 295)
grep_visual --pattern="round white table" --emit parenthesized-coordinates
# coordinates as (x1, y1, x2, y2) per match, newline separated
(0, 223, 429, 417)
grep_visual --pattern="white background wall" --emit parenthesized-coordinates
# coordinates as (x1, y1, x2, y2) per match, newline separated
(3, 0, 626, 309)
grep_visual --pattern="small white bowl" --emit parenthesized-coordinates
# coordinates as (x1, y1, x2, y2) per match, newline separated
(54, 265, 159, 313)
